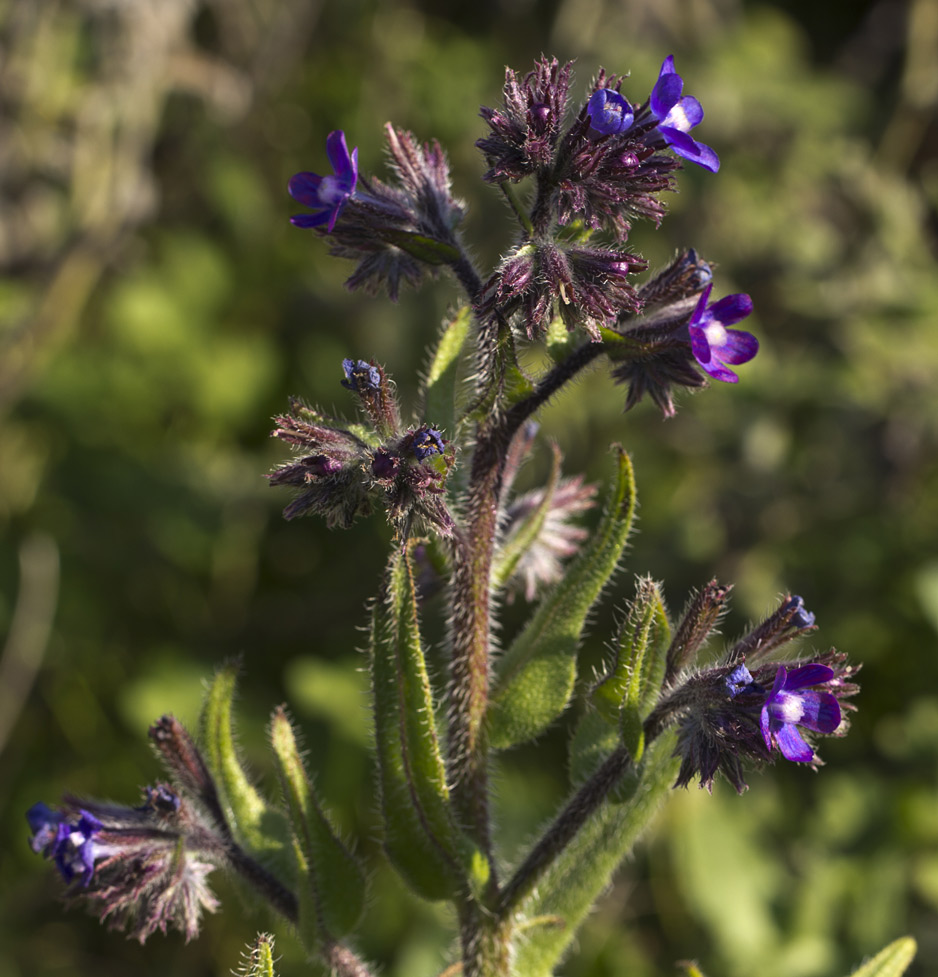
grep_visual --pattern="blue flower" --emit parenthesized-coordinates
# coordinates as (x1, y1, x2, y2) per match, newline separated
(687, 283, 758, 383)
(649, 56, 720, 173)
(289, 130, 359, 232)
(412, 427, 445, 461)
(27, 802, 104, 886)
(761, 664, 842, 762)
(341, 358, 381, 393)
(26, 789, 221, 941)
(586, 89, 634, 135)
(725, 663, 759, 698)
(784, 594, 816, 629)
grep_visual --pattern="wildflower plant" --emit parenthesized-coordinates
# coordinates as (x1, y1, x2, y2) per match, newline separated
(29, 54, 909, 977)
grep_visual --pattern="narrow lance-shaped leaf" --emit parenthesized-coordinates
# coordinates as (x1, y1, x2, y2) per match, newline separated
(270, 708, 366, 947)
(488, 446, 637, 749)
(847, 938, 917, 977)
(570, 579, 669, 788)
(201, 666, 291, 874)
(604, 578, 671, 760)
(371, 546, 483, 901)
(592, 577, 669, 722)
(513, 733, 679, 977)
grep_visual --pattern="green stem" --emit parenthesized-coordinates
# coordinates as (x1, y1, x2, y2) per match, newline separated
(496, 746, 632, 919)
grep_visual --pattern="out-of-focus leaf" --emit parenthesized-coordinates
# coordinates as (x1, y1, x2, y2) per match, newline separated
(847, 937, 917, 977)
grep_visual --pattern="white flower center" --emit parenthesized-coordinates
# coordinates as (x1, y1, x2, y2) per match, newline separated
(318, 175, 346, 205)
(703, 321, 727, 350)
(664, 103, 692, 132)
(772, 692, 805, 725)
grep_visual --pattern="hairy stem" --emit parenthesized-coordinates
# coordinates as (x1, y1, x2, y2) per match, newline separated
(498, 340, 605, 447)
(448, 464, 499, 859)
(497, 746, 632, 918)
(450, 251, 484, 305)
(498, 693, 683, 920)
(223, 839, 299, 924)
(458, 901, 512, 977)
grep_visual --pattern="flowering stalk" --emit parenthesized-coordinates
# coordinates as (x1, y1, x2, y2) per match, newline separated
(27, 53, 870, 977)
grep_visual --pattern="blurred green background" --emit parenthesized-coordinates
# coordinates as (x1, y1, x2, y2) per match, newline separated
(2, 1, 937, 975)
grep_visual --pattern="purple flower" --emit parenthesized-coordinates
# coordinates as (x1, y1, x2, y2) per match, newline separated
(27, 788, 221, 942)
(341, 358, 381, 393)
(784, 595, 816, 629)
(648, 56, 720, 173)
(412, 427, 445, 461)
(687, 283, 758, 383)
(761, 664, 842, 762)
(289, 130, 359, 232)
(725, 663, 759, 698)
(586, 89, 634, 135)
(27, 802, 103, 886)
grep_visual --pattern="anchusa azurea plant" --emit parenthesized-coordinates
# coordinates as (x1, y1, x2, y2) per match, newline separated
(30, 56, 883, 977)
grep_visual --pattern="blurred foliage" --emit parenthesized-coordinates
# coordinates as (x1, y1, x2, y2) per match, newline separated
(1, 0, 936, 975)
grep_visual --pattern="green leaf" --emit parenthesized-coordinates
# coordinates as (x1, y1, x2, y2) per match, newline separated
(270, 708, 366, 946)
(568, 707, 620, 787)
(592, 578, 669, 720)
(567, 707, 642, 805)
(380, 229, 462, 265)
(513, 733, 679, 977)
(847, 937, 917, 977)
(487, 447, 638, 749)
(422, 305, 471, 441)
(200, 666, 290, 874)
(370, 546, 481, 901)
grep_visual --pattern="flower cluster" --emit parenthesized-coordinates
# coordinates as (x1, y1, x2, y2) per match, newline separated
(289, 124, 466, 300)
(268, 359, 454, 537)
(288, 56, 750, 382)
(26, 786, 220, 942)
(652, 593, 859, 793)
(605, 249, 759, 416)
(27, 52, 863, 977)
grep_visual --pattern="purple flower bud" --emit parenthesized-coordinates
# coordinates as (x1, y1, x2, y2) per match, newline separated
(372, 448, 401, 481)
(784, 595, 816, 629)
(586, 89, 634, 135)
(341, 358, 382, 393)
(725, 663, 759, 697)
(289, 130, 359, 232)
(138, 784, 182, 815)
